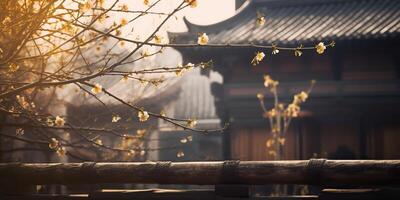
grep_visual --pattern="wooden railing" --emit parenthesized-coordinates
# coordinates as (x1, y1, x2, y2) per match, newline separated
(1, 159, 400, 186)
(1, 159, 399, 199)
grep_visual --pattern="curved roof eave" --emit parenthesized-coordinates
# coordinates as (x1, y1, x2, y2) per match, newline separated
(169, 0, 253, 36)
(169, 0, 400, 45)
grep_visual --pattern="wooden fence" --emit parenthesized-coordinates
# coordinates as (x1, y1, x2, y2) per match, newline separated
(0, 159, 399, 199)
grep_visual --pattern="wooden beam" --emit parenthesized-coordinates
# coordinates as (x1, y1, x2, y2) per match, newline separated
(0, 160, 399, 186)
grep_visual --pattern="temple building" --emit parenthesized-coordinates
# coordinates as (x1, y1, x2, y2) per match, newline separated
(168, 0, 400, 161)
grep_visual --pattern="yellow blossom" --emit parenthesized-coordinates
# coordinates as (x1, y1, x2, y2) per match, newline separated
(185, 62, 195, 69)
(98, 14, 108, 23)
(9, 63, 19, 72)
(140, 80, 148, 86)
(177, 150, 185, 158)
(98, 0, 105, 7)
(256, 16, 266, 26)
(197, 33, 209, 45)
(56, 146, 67, 156)
(268, 108, 277, 117)
(311, 79, 317, 85)
(263, 75, 278, 88)
(128, 149, 136, 156)
(49, 138, 59, 150)
(160, 110, 166, 117)
(2, 17, 11, 25)
(61, 23, 74, 34)
(54, 116, 65, 127)
(251, 51, 265, 66)
(256, 93, 264, 100)
(180, 138, 188, 143)
(316, 42, 326, 54)
(266, 139, 274, 148)
(140, 150, 146, 156)
(46, 118, 54, 126)
(79, 1, 92, 12)
(136, 129, 146, 138)
(272, 125, 280, 133)
(187, 119, 197, 128)
(141, 49, 150, 57)
(199, 63, 207, 69)
(294, 91, 308, 103)
(16, 128, 24, 136)
(95, 139, 103, 145)
(122, 75, 129, 82)
(175, 64, 186, 76)
(16, 95, 29, 109)
(91, 83, 102, 94)
(272, 46, 279, 55)
(256, 52, 265, 61)
(185, 0, 197, 8)
(150, 79, 164, 87)
(153, 35, 163, 44)
(138, 110, 149, 122)
(175, 69, 184, 76)
(120, 18, 128, 26)
(187, 135, 193, 141)
(295, 49, 302, 57)
(112, 114, 121, 122)
(278, 103, 285, 110)
(143, 0, 150, 6)
(115, 29, 121, 36)
(120, 4, 128, 11)
(286, 103, 300, 117)
(175, 67, 187, 77)
(278, 137, 286, 146)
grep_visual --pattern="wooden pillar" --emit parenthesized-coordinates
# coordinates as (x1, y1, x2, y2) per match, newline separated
(302, 118, 321, 159)
(211, 55, 235, 160)
(395, 52, 400, 79)
(222, 125, 232, 160)
(296, 120, 304, 160)
(359, 116, 367, 159)
(332, 49, 343, 81)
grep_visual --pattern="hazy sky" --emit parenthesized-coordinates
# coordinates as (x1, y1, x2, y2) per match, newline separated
(184, 0, 236, 26)
(106, 0, 237, 37)
(158, 0, 237, 32)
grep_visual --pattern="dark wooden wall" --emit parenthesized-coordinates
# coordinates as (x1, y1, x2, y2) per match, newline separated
(176, 38, 400, 161)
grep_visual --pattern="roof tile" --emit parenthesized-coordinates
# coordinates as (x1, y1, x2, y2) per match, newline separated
(172, 0, 400, 44)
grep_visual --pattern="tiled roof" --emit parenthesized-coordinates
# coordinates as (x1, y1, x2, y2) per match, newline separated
(158, 68, 223, 130)
(171, 0, 400, 45)
(171, 68, 222, 120)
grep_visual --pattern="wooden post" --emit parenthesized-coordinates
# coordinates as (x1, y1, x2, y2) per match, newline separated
(0, 160, 399, 186)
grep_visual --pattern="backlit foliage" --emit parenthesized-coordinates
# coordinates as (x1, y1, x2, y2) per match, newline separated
(0, 0, 332, 161)
(257, 76, 315, 160)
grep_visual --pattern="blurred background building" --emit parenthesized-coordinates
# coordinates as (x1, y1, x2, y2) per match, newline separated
(169, 0, 400, 161)
(0, 0, 399, 197)
(2, 0, 399, 165)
